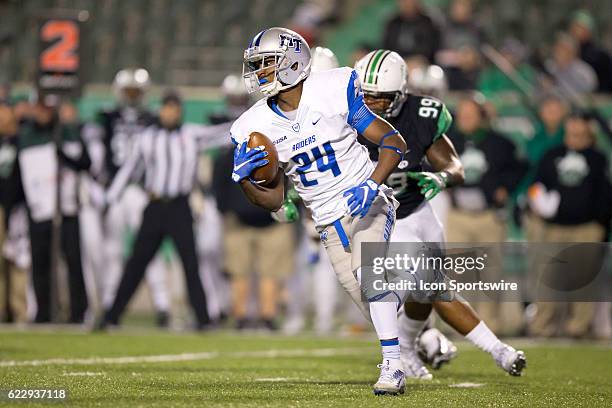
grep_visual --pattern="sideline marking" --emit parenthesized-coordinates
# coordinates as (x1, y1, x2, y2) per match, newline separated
(0, 347, 370, 368)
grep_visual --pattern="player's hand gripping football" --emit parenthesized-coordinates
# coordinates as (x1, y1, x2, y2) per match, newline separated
(407, 171, 448, 201)
(231, 142, 269, 183)
(343, 178, 379, 218)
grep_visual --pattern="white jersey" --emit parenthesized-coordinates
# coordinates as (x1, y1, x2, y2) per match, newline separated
(231, 67, 382, 226)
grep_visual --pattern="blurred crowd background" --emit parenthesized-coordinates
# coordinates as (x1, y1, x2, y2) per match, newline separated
(0, 0, 611, 339)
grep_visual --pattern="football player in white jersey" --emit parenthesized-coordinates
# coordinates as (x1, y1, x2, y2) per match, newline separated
(231, 27, 409, 395)
(355, 50, 526, 378)
(281, 46, 366, 336)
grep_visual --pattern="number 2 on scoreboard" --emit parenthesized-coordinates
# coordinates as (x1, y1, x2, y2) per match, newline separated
(40, 20, 79, 72)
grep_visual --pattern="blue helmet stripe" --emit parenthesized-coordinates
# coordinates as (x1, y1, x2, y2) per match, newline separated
(249, 30, 263, 48)
(253, 29, 267, 46)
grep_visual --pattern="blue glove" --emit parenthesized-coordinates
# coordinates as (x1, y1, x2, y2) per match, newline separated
(343, 178, 379, 218)
(231, 142, 269, 183)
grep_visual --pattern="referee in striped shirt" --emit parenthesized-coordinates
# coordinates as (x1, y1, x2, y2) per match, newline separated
(97, 91, 230, 329)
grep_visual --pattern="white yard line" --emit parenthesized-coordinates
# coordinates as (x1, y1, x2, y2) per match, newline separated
(62, 372, 106, 376)
(449, 382, 485, 388)
(0, 347, 370, 368)
(254, 378, 296, 382)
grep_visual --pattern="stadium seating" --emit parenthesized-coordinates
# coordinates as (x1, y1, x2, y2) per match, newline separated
(2, 0, 610, 87)
(0, 0, 302, 85)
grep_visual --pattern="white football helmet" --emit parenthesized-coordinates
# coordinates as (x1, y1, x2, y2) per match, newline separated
(112, 67, 151, 104)
(408, 65, 448, 97)
(310, 46, 339, 72)
(242, 27, 312, 97)
(354, 50, 407, 118)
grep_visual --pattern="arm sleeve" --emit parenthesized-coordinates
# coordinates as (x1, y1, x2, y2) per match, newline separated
(346, 70, 377, 134)
(106, 131, 144, 204)
(434, 104, 453, 141)
(417, 99, 452, 149)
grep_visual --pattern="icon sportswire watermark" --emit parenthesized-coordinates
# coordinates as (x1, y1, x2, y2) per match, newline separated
(359, 242, 612, 303)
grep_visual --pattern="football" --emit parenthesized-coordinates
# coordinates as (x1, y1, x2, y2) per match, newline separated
(248, 131, 279, 185)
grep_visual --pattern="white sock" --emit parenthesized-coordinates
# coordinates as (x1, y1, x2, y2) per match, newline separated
(370, 300, 400, 359)
(356, 264, 401, 352)
(397, 306, 428, 351)
(380, 338, 400, 361)
(465, 321, 502, 354)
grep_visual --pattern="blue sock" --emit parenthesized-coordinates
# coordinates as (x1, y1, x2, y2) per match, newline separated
(380, 338, 400, 361)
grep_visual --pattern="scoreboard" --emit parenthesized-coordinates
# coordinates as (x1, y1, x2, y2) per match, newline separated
(37, 11, 89, 97)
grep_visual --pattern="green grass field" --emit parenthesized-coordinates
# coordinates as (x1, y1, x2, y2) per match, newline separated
(0, 328, 610, 407)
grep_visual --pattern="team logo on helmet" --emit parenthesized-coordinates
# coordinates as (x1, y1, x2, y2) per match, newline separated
(279, 34, 302, 53)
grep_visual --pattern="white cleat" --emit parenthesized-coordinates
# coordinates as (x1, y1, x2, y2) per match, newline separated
(493, 343, 527, 376)
(373, 359, 406, 395)
(401, 348, 433, 380)
(417, 328, 458, 370)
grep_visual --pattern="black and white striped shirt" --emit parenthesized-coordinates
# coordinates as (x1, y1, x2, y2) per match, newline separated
(107, 122, 231, 203)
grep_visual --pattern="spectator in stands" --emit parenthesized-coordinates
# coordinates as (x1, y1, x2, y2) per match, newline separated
(446, 95, 527, 334)
(382, 0, 441, 63)
(516, 96, 568, 220)
(0, 101, 28, 323)
(543, 33, 598, 99)
(434, 0, 484, 90)
(447, 94, 526, 242)
(437, 0, 484, 65)
(526, 96, 568, 167)
(527, 112, 610, 338)
(478, 38, 536, 97)
(444, 45, 482, 90)
(212, 148, 295, 331)
(568, 10, 612, 93)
